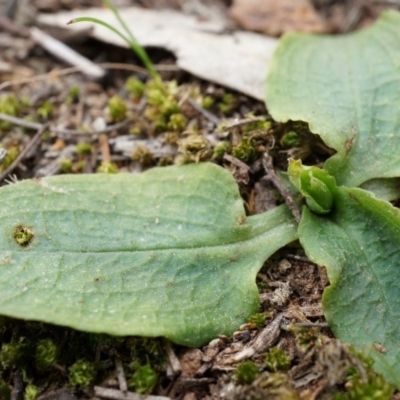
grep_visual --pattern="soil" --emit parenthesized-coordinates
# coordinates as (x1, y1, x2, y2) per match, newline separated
(0, 0, 399, 399)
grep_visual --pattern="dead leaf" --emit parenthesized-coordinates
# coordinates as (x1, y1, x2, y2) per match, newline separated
(230, 0, 330, 36)
(38, 7, 278, 100)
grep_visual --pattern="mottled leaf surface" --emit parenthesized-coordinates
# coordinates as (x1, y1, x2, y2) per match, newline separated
(299, 187, 400, 386)
(266, 11, 400, 188)
(0, 163, 297, 346)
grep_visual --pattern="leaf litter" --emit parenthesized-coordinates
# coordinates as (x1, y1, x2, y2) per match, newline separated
(0, 0, 399, 399)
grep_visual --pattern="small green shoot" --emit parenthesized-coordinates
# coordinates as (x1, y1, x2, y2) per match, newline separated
(129, 362, 158, 394)
(67, 0, 158, 78)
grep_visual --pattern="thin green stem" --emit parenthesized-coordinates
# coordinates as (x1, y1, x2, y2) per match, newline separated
(68, 16, 158, 78)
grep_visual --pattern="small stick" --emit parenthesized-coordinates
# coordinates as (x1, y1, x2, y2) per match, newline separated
(0, 124, 47, 182)
(262, 153, 301, 223)
(99, 134, 111, 162)
(94, 386, 171, 400)
(186, 97, 221, 126)
(30, 27, 105, 79)
(0, 112, 131, 138)
(223, 154, 250, 171)
(0, 63, 179, 91)
(221, 116, 267, 132)
(10, 370, 24, 400)
(296, 322, 329, 328)
(164, 340, 181, 379)
(115, 357, 128, 392)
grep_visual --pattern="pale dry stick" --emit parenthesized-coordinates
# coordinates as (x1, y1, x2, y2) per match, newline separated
(221, 116, 267, 132)
(296, 322, 329, 328)
(164, 340, 182, 379)
(30, 27, 105, 79)
(0, 124, 47, 182)
(0, 112, 131, 138)
(115, 357, 128, 392)
(262, 153, 301, 223)
(0, 63, 180, 91)
(94, 386, 171, 400)
(99, 134, 111, 162)
(186, 97, 221, 126)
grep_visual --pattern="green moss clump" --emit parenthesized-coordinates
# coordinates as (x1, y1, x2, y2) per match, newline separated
(234, 361, 260, 385)
(108, 95, 128, 122)
(0, 94, 20, 130)
(68, 359, 97, 388)
(132, 145, 154, 166)
(264, 348, 290, 372)
(37, 100, 54, 120)
(212, 141, 230, 159)
(281, 131, 301, 147)
(25, 384, 39, 400)
(202, 95, 214, 110)
(218, 93, 236, 113)
(60, 159, 73, 173)
(35, 339, 58, 370)
(1, 145, 20, 172)
(96, 161, 119, 174)
(232, 138, 257, 164)
(76, 142, 93, 155)
(67, 85, 80, 104)
(167, 113, 187, 132)
(334, 351, 394, 400)
(177, 132, 212, 164)
(126, 76, 145, 99)
(0, 340, 30, 368)
(0, 378, 11, 399)
(129, 363, 158, 394)
(247, 313, 267, 328)
(13, 225, 34, 247)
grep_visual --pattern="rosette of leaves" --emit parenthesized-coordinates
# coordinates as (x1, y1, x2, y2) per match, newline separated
(0, 8, 400, 391)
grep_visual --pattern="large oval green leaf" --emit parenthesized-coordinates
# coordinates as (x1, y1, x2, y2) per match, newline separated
(266, 11, 400, 188)
(299, 187, 400, 387)
(0, 163, 297, 346)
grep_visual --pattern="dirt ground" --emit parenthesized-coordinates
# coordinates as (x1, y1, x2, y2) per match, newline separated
(0, 0, 399, 399)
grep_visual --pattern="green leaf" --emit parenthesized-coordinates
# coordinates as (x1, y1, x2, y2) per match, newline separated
(266, 11, 400, 188)
(0, 163, 297, 346)
(299, 187, 400, 387)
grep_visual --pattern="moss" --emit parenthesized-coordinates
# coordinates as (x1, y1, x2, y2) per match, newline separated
(0, 94, 20, 130)
(232, 138, 257, 164)
(96, 161, 119, 174)
(212, 141, 230, 159)
(234, 361, 260, 385)
(0, 340, 30, 368)
(108, 95, 128, 122)
(68, 359, 97, 388)
(67, 85, 80, 104)
(247, 313, 268, 329)
(264, 348, 290, 372)
(132, 145, 154, 166)
(60, 159, 73, 173)
(281, 131, 301, 147)
(167, 113, 187, 132)
(35, 339, 58, 370)
(218, 93, 236, 113)
(202, 95, 214, 110)
(25, 384, 39, 400)
(76, 142, 93, 155)
(1, 145, 20, 172)
(177, 132, 212, 163)
(333, 351, 394, 400)
(126, 76, 145, 99)
(129, 362, 158, 394)
(37, 100, 54, 120)
(13, 225, 34, 247)
(0, 378, 10, 400)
